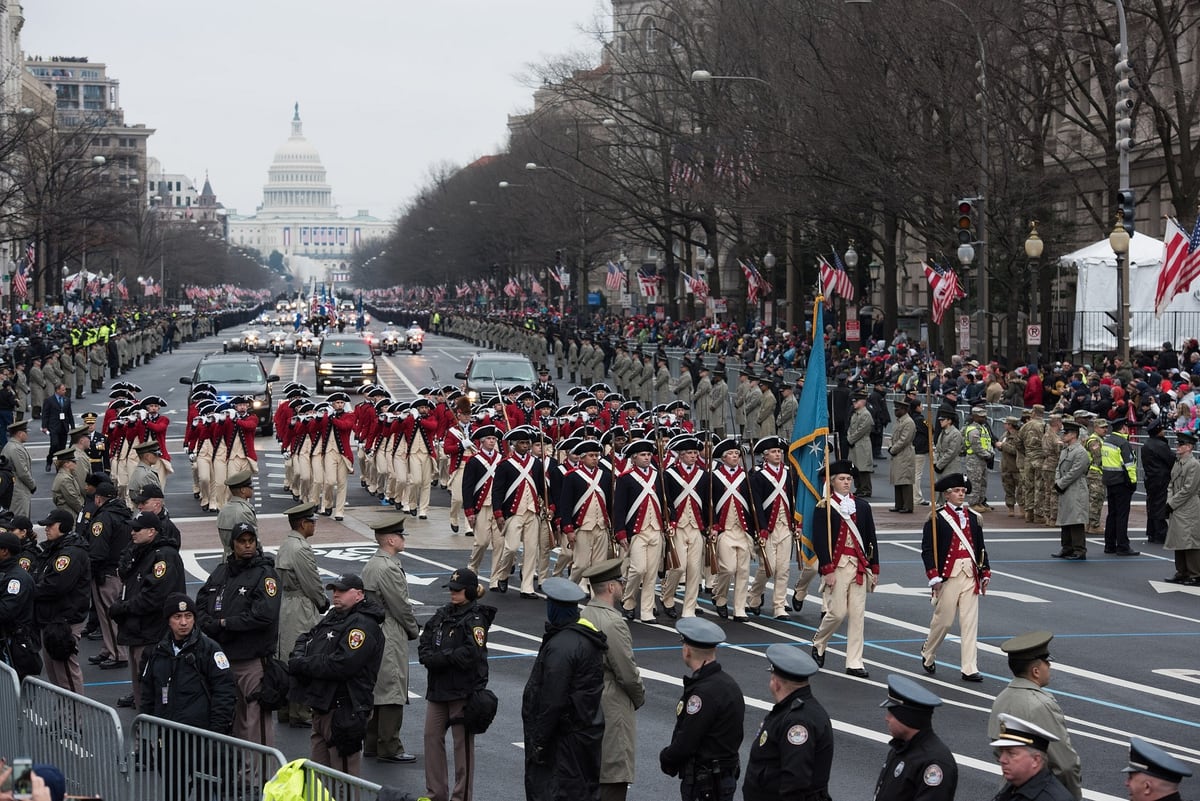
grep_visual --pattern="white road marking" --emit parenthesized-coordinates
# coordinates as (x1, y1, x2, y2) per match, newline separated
(378, 355, 420, 395)
(872, 582, 1047, 604)
(1149, 579, 1200, 595)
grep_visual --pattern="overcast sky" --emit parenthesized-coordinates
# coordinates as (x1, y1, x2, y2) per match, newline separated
(23, 1, 609, 221)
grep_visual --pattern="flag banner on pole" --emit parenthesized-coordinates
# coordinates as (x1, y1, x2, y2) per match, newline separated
(637, 265, 659, 299)
(788, 298, 827, 565)
(923, 261, 964, 325)
(821, 248, 855, 301)
(679, 270, 709, 302)
(1155, 217, 1200, 317)
(605, 261, 627, 291)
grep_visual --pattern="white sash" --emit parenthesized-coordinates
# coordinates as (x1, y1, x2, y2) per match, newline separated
(830, 498, 867, 556)
(758, 465, 791, 515)
(626, 468, 662, 526)
(472, 452, 498, 495)
(714, 467, 749, 519)
(503, 455, 538, 504)
(938, 508, 978, 565)
(572, 467, 607, 518)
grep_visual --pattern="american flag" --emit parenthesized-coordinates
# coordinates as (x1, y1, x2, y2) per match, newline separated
(739, 260, 772, 304)
(531, 278, 545, 297)
(1155, 216, 1200, 317)
(636, 265, 660, 299)
(819, 254, 855, 302)
(923, 261, 965, 325)
(14, 244, 31, 299)
(504, 277, 522, 298)
(605, 261, 627, 291)
(679, 270, 709, 302)
(117, 277, 128, 300)
(456, 282, 472, 298)
(547, 265, 567, 290)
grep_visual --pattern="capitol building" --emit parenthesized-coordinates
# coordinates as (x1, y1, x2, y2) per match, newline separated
(226, 105, 391, 282)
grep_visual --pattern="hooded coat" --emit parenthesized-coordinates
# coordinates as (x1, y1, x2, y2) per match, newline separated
(111, 525, 185, 646)
(288, 597, 385, 714)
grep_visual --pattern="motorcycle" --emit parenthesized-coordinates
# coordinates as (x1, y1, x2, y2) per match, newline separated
(380, 330, 401, 355)
(406, 328, 424, 354)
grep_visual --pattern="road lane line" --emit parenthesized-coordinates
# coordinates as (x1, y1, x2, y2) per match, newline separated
(379, 354, 420, 395)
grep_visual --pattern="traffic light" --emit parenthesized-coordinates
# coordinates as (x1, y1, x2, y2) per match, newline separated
(1103, 309, 1122, 341)
(1115, 50, 1136, 154)
(555, 248, 563, 267)
(1117, 189, 1136, 236)
(955, 199, 975, 244)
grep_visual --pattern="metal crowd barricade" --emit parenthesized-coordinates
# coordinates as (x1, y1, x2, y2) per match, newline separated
(297, 759, 381, 801)
(19, 675, 127, 801)
(0, 662, 21, 766)
(128, 715, 286, 801)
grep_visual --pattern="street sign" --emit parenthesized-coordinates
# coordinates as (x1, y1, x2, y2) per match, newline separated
(956, 315, 970, 333)
(707, 297, 727, 314)
(587, 292, 601, 306)
(561, 274, 571, 288)
(846, 320, 860, 341)
(619, 292, 632, 308)
(1026, 324, 1042, 345)
(957, 315, 970, 352)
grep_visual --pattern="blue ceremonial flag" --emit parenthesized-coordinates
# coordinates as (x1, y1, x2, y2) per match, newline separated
(788, 299, 828, 565)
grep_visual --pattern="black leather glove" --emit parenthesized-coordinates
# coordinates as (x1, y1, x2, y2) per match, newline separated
(201, 618, 221, 637)
(109, 601, 129, 621)
(1054, 484, 1065, 495)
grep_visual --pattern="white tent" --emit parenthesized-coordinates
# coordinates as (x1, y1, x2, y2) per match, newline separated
(1062, 232, 1200, 352)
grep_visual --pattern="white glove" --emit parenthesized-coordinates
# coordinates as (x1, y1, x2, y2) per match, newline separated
(138, 409, 148, 420)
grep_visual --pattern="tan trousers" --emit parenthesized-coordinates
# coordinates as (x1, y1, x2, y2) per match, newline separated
(92, 575, 127, 662)
(311, 710, 361, 777)
(196, 442, 214, 507)
(231, 658, 272, 746)
(293, 450, 311, 500)
(659, 526, 705, 617)
(321, 450, 350, 517)
(467, 509, 504, 587)
(43, 621, 84, 694)
(358, 446, 374, 493)
(499, 510, 540, 592)
(389, 447, 408, 504)
(569, 525, 613, 585)
(424, 698, 475, 801)
(812, 558, 869, 669)
(373, 447, 391, 496)
(406, 452, 435, 516)
(129, 643, 152, 707)
(620, 528, 664, 619)
(921, 566, 980, 675)
(748, 523, 794, 617)
(307, 448, 326, 506)
(712, 527, 752, 614)
(448, 468, 466, 529)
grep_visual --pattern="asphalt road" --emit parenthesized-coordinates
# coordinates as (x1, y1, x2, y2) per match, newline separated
(57, 328, 1199, 800)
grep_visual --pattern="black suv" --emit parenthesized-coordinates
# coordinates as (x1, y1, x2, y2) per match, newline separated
(181, 353, 281, 434)
(316, 334, 378, 393)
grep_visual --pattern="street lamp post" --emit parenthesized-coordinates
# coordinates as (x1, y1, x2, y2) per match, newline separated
(1109, 212, 1131, 363)
(1024, 221, 1044, 365)
(762, 249, 776, 326)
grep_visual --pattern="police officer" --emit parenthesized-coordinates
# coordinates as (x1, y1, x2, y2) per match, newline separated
(195, 522, 281, 746)
(873, 675, 957, 801)
(659, 618, 745, 801)
(1100, 418, 1140, 556)
(275, 501, 327, 728)
(288, 573, 385, 777)
(32, 508, 92, 693)
(1121, 737, 1192, 801)
(88, 481, 132, 671)
(0, 530, 38, 678)
(988, 714, 1074, 801)
(742, 644, 833, 801)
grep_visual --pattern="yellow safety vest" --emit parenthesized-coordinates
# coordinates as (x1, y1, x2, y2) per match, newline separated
(964, 423, 992, 455)
(1100, 432, 1137, 483)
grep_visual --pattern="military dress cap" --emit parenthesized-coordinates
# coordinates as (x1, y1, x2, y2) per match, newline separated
(880, 674, 943, 712)
(624, 438, 656, 456)
(754, 436, 787, 454)
(1001, 630, 1053, 661)
(163, 592, 197, 616)
(37, 509, 75, 530)
(665, 400, 690, 413)
(669, 435, 703, 453)
(934, 473, 969, 492)
(1072, 410, 1094, 420)
(542, 576, 588, 605)
(894, 398, 909, 409)
(852, 389, 869, 400)
(68, 425, 89, 438)
(1177, 431, 1197, 446)
(989, 713, 1058, 751)
(225, 469, 253, 489)
(0, 531, 21, 553)
(141, 395, 167, 407)
(939, 409, 960, 422)
(571, 439, 603, 456)
(192, 382, 216, 393)
(1061, 420, 1082, 434)
(134, 441, 161, 455)
(410, 397, 433, 410)
(6, 419, 27, 433)
(133, 485, 164, 502)
(471, 424, 500, 441)
(534, 399, 554, 411)
(130, 512, 162, 532)
(1031, 403, 1045, 413)
(1123, 737, 1193, 783)
(230, 522, 257, 540)
(371, 514, 408, 537)
(94, 481, 118, 498)
(327, 391, 351, 403)
(676, 617, 726, 648)
(230, 395, 252, 405)
(828, 459, 856, 478)
(766, 643, 820, 681)
(444, 568, 478, 591)
(326, 573, 365, 591)
(81, 412, 98, 423)
(285, 501, 318, 519)
(516, 391, 536, 404)
(53, 448, 77, 462)
(581, 557, 624, 584)
(714, 437, 742, 457)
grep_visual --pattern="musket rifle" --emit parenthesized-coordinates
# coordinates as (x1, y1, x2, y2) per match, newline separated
(704, 436, 720, 575)
(740, 437, 772, 579)
(656, 420, 681, 572)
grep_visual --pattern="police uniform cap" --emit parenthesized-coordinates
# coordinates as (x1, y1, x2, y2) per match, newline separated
(624, 438, 655, 457)
(938, 409, 960, 422)
(1123, 737, 1193, 783)
(81, 412, 98, 423)
(94, 481, 118, 498)
(53, 448, 77, 462)
(753, 436, 786, 455)
(571, 439, 603, 457)
(225, 470, 253, 489)
(1110, 417, 1129, 430)
(766, 643, 820, 680)
(676, 617, 725, 648)
(1001, 630, 1053, 662)
(134, 441, 161, 455)
(581, 557, 623, 584)
(164, 592, 197, 616)
(132, 485, 165, 502)
(8, 516, 31, 532)
(1177, 431, 1197, 446)
(68, 425, 89, 438)
(444, 568, 478, 591)
(828, 459, 856, 478)
(130, 512, 162, 532)
(471, 424, 500, 441)
(6, 419, 27, 433)
(326, 573, 364, 591)
(989, 713, 1058, 751)
(371, 514, 408, 537)
(934, 473, 969, 492)
(1061, 420, 1083, 434)
(880, 674, 943, 717)
(0, 531, 21, 553)
(542, 576, 587, 605)
(285, 501, 318, 520)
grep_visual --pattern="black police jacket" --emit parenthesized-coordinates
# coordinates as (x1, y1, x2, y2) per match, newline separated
(743, 685, 834, 801)
(0, 555, 35, 636)
(521, 619, 607, 801)
(873, 727, 958, 801)
(418, 599, 495, 703)
(195, 550, 281, 660)
(139, 626, 237, 734)
(659, 660, 745, 779)
(288, 598, 385, 714)
(32, 533, 92, 626)
(88, 499, 133, 579)
(111, 527, 185, 646)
